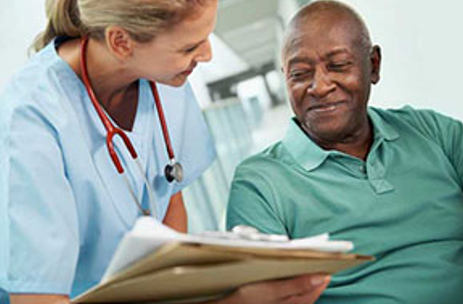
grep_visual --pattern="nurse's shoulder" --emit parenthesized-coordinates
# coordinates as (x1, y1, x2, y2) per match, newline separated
(0, 40, 81, 132)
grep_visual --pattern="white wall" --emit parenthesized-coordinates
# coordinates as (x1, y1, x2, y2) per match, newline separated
(0, 1, 244, 109)
(339, 0, 463, 120)
(2, 0, 463, 120)
(0, 0, 47, 89)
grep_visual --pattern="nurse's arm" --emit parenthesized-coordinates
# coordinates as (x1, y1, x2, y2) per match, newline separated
(10, 294, 70, 304)
(163, 192, 188, 233)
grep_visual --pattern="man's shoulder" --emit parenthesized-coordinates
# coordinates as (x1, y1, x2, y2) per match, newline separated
(235, 142, 292, 176)
(372, 105, 457, 123)
(371, 105, 460, 132)
(370, 106, 463, 151)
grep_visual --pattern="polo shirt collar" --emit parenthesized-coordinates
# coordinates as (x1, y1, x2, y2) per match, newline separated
(368, 107, 400, 141)
(282, 107, 400, 172)
(282, 119, 331, 172)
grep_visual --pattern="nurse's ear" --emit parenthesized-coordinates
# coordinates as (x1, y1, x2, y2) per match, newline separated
(105, 26, 134, 61)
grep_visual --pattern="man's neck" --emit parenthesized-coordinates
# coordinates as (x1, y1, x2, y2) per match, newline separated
(328, 129, 373, 160)
(304, 118, 373, 161)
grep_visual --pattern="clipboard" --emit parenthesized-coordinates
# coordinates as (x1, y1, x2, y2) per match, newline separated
(73, 241, 373, 303)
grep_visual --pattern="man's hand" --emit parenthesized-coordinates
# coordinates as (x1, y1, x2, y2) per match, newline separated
(10, 274, 330, 304)
(214, 274, 330, 304)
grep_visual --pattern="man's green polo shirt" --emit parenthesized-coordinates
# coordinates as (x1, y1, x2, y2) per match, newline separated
(227, 106, 463, 304)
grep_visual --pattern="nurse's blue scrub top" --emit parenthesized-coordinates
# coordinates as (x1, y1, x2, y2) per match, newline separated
(0, 38, 216, 297)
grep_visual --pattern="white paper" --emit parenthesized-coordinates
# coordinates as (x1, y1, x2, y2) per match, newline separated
(102, 217, 181, 282)
(102, 216, 354, 282)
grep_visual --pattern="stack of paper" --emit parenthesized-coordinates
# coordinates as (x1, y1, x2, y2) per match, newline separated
(73, 217, 373, 304)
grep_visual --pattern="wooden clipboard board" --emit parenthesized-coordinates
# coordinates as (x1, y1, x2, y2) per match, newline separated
(73, 242, 373, 303)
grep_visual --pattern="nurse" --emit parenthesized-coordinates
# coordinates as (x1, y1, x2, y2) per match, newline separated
(0, 0, 329, 303)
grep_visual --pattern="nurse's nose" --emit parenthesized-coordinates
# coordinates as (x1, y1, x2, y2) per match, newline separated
(195, 39, 213, 63)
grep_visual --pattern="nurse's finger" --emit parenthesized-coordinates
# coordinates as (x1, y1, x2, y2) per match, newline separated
(10, 294, 71, 304)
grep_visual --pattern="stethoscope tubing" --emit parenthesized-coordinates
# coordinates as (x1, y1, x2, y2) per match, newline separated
(79, 36, 182, 217)
(80, 37, 139, 173)
(150, 81, 175, 160)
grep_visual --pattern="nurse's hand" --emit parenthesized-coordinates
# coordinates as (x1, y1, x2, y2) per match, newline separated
(10, 294, 70, 304)
(211, 274, 330, 304)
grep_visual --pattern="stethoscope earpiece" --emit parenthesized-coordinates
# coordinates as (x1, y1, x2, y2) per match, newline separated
(165, 162, 184, 183)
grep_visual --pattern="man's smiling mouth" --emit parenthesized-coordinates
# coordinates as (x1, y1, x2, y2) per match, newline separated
(308, 101, 346, 113)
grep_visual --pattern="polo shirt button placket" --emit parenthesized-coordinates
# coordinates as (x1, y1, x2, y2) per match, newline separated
(367, 161, 395, 194)
(360, 165, 367, 174)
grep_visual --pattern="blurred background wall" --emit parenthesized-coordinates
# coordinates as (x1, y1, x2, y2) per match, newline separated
(1, 0, 463, 233)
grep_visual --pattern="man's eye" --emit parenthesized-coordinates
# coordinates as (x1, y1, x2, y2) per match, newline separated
(328, 62, 351, 71)
(289, 70, 311, 80)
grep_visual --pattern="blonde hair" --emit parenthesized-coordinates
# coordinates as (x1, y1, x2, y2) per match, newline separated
(32, 0, 209, 52)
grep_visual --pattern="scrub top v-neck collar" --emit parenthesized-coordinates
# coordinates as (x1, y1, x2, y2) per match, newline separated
(51, 38, 156, 225)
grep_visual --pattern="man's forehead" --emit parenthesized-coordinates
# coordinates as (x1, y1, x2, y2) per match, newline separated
(296, 11, 362, 41)
(283, 21, 360, 62)
(288, 0, 367, 35)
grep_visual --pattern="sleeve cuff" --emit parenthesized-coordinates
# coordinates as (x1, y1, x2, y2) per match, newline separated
(6, 279, 70, 296)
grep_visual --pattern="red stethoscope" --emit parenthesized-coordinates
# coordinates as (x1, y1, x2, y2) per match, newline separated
(79, 37, 183, 217)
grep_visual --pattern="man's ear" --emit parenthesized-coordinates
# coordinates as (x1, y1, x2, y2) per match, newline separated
(370, 45, 381, 84)
(105, 26, 134, 61)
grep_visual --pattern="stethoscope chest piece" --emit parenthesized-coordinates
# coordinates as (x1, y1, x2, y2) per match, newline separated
(165, 161, 184, 183)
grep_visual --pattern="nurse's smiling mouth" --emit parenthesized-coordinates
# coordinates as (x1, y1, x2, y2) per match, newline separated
(180, 63, 197, 76)
(181, 69, 194, 76)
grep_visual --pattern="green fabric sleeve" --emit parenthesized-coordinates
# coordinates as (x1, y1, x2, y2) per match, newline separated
(226, 164, 288, 235)
(401, 107, 463, 186)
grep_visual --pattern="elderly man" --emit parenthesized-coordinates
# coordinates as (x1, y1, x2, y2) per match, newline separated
(227, 1, 463, 303)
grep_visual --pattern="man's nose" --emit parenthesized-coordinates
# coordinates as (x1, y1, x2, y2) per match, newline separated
(306, 68, 336, 98)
